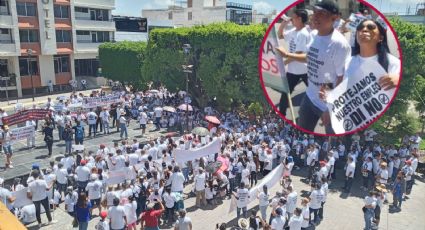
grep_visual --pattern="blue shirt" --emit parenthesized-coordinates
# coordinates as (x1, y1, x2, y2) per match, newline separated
(75, 201, 92, 222)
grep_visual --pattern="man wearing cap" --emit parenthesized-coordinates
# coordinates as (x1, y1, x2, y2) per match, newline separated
(1, 125, 13, 168)
(0, 177, 16, 214)
(277, 0, 350, 133)
(95, 211, 109, 230)
(75, 159, 91, 193)
(27, 169, 57, 227)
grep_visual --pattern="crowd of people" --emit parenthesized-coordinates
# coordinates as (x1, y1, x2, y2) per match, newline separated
(0, 83, 422, 230)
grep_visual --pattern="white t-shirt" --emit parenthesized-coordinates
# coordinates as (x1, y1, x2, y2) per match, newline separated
(100, 111, 110, 122)
(345, 162, 356, 178)
(162, 192, 176, 208)
(170, 172, 185, 192)
(64, 192, 78, 212)
(194, 173, 206, 191)
(87, 112, 98, 125)
(139, 112, 148, 124)
(301, 206, 310, 228)
(309, 189, 324, 209)
(379, 169, 389, 184)
(20, 204, 40, 224)
(344, 53, 400, 81)
(271, 215, 286, 230)
(55, 168, 68, 184)
(124, 201, 138, 224)
(75, 166, 90, 182)
(108, 205, 126, 229)
(286, 192, 298, 214)
(258, 191, 269, 207)
(236, 188, 249, 208)
(86, 180, 102, 200)
(306, 29, 351, 111)
(28, 179, 48, 202)
(288, 214, 303, 230)
(175, 217, 192, 230)
(284, 27, 310, 74)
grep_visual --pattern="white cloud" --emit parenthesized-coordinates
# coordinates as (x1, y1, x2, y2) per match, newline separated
(253, 1, 275, 14)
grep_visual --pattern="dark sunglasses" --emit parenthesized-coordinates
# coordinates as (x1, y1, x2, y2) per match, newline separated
(357, 23, 377, 31)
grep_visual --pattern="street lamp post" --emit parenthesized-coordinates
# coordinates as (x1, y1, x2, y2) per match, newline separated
(27, 49, 35, 101)
(182, 44, 192, 132)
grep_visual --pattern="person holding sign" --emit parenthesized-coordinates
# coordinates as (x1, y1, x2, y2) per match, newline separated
(321, 19, 400, 134)
(276, 0, 351, 134)
(276, 9, 311, 116)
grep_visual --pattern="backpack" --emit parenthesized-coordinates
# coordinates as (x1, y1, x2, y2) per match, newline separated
(75, 126, 84, 139)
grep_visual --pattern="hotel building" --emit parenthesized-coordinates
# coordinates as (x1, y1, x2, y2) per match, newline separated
(0, 0, 115, 97)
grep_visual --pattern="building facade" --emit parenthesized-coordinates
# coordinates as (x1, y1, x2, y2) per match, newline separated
(0, 0, 115, 97)
(142, 0, 252, 29)
(113, 15, 147, 42)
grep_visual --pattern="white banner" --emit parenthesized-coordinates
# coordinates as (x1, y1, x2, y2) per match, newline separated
(326, 59, 395, 134)
(10, 126, 35, 143)
(84, 95, 121, 108)
(229, 163, 284, 213)
(261, 26, 289, 93)
(173, 138, 221, 163)
(348, 13, 366, 30)
(107, 169, 127, 185)
(12, 188, 33, 208)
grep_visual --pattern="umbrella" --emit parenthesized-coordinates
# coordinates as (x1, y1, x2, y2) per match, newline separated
(191, 127, 209, 137)
(178, 104, 193, 111)
(205, 115, 220, 125)
(163, 106, 176, 113)
(206, 161, 223, 174)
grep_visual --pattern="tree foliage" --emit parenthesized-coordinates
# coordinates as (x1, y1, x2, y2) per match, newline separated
(98, 41, 146, 83)
(142, 23, 267, 110)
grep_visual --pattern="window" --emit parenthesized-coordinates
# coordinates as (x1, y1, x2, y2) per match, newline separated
(56, 30, 71, 42)
(19, 57, 38, 76)
(0, 28, 12, 43)
(16, 2, 36, 16)
(0, 0, 10, 15)
(90, 31, 109, 43)
(54, 5, 69, 18)
(19, 30, 38, 43)
(90, 9, 109, 21)
(54, 55, 69, 73)
(188, 12, 192, 20)
(75, 7, 88, 13)
(168, 12, 172, 20)
(75, 59, 99, 76)
(76, 30, 90, 36)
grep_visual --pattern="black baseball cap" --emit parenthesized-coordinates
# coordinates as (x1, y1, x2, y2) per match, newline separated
(314, 0, 339, 15)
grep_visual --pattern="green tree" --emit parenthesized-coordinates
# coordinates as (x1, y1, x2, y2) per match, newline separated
(98, 41, 146, 83)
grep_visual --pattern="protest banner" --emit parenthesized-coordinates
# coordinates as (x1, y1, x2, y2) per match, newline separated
(2, 109, 49, 126)
(261, 25, 295, 122)
(261, 26, 289, 93)
(10, 126, 35, 143)
(83, 95, 121, 108)
(347, 13, 366, 30)
(173, 138, 221, 163)
(107, 169, 127, 185)
(229, 163, 284, 213)
(326, 59, 395, 134)
(53, 104, 64, 112)
(12, 188, 33, 208)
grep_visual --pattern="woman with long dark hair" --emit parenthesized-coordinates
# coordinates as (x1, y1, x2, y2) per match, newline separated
(74, 193, 92, 230)
(321, 19, 400, 133)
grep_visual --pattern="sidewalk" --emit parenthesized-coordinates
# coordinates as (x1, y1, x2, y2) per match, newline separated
(0, 88, 99, 112)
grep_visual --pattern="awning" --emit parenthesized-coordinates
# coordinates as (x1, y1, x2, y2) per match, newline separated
(55, 23, 72, 29)
(18, 22, 37, 28)
(57, 47, 73, 54)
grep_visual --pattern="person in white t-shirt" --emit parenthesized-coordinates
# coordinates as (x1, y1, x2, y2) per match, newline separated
(271, 207, 286, 230)
(100, 107, 110, 134)
(87, 108, 98, 137)
(343, 156, 356, 193)
(86, 174, 103, 215)
(139, 110, 148, 135)
(174, 209, 192, 230)
(76, 160, 91, 193)
(26, 170, 57, 227)
(233, 182, 250, 219)
(277, 9, 311, 116)
(288, 207, 303, 230)
(194, 168, 207, 207)
(277, 1, 350, 134)
(108, 197, 127, 230)
(309, 183, 323, 225)
(256, 185, 269, 221)
(64, 187, 78, 216)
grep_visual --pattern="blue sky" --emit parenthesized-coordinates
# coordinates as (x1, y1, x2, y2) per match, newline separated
(113, 0, 424, 16)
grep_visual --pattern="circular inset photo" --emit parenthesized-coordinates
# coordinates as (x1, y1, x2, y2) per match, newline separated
(259, 0, 402, 136)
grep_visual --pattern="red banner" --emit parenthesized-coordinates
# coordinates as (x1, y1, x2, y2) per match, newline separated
(2, 109, 49, 126)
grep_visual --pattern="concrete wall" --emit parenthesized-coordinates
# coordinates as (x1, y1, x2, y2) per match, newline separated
(37, 0, 57, 55)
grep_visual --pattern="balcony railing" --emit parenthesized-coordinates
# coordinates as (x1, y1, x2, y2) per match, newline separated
(75, 16, 113, 22)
